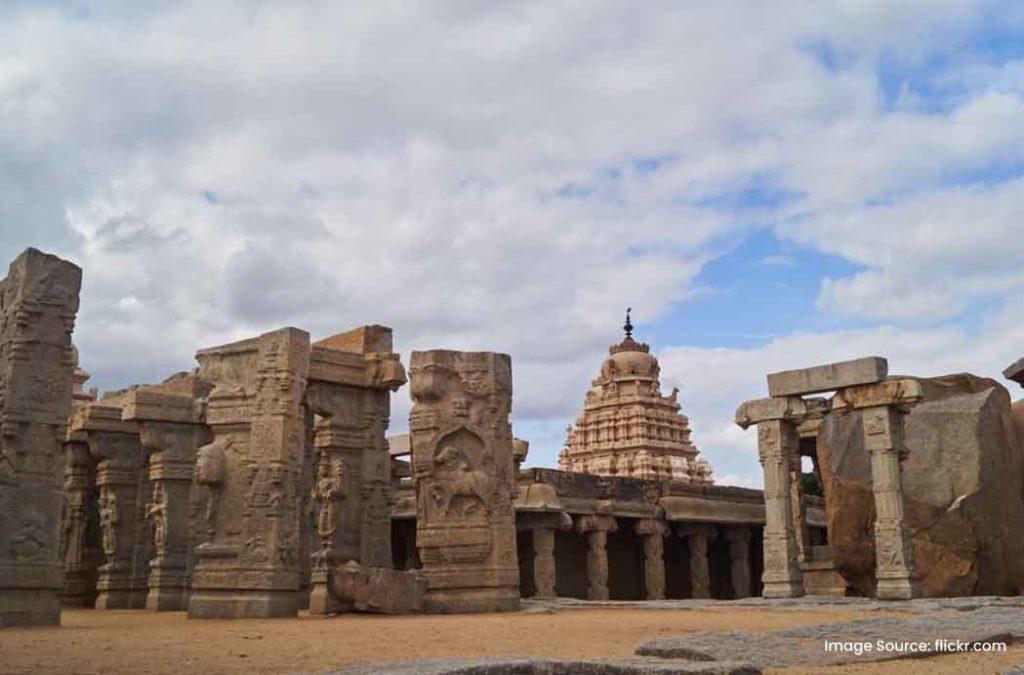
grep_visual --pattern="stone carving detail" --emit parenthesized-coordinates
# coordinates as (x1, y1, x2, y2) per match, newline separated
(532, 528, 557, 599)
(559, 315, 712, 483)
(188, 327, 311, 619)
(0, 249, 81, 626)
(146, 482, 168, 555)
(410, 350, 520, 613)
(312, 454, 345, 547)
(576, 514, 617, 601)
(635, 518, 667, 600)
(98, 487, 119, 558)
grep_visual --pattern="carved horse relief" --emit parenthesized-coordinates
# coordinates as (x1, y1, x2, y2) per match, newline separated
(427, 428, 491, 523)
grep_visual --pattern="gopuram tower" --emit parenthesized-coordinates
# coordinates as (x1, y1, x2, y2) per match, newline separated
(558, 310, 712, 484)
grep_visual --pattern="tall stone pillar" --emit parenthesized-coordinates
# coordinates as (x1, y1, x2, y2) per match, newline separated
(59, 440, 95, 607)
(188, 327, 311, 619)
(679, 524, 715, 599)
(122, 390, 207, 611)
(863, 405, 920, 600)
(726, 527, 751, 599)
(736, 396, 807, 599)
(576, 514, 617, 601)
(532, 528, 557, 599)
(635, 518, 666, 600)
(409, 350, 520, 613)
(69, 404, 149, 610)
(305, 327, 406, 615)
(0, 249, 81, 626)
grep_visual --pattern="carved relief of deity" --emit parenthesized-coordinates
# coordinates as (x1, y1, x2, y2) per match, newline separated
(98, 488, 118, 558)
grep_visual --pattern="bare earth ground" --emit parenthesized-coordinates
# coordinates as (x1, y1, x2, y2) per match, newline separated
(0, 607, 1020, 675)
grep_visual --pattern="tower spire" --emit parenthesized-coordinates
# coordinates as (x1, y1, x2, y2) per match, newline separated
(623, 307, 633, 339)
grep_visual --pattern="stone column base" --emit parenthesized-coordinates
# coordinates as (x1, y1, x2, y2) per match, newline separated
(762, 580, 805, 598)
(0, 590, 61, 627)
(424, 587, 520, 614)
(876, 575, 920, 600)
(187, 590, 299, 619)
(146, 563, 189, 611)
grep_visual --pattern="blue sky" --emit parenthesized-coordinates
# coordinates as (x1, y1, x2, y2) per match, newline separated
(1, 1, 1023, 488)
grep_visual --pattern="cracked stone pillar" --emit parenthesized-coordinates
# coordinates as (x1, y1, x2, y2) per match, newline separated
(122, 390, 207, 611)
(635, 518, 667, 600)
(576, 514, 617, 601)
(725, 527, 751, 599)
(862, 404, 920, 600)
(188, 327, 311, 619)
(0, 249, 81, 626)
(736, 396, 807, 598)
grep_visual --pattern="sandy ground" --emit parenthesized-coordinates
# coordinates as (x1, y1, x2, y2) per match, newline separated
(0, 607, 1019, 675)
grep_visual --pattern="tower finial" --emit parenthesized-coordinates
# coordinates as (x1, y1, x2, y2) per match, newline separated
(623, 307, 633, 339)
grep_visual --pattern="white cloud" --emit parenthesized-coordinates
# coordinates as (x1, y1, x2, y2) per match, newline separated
(0, 1, 1022, 484)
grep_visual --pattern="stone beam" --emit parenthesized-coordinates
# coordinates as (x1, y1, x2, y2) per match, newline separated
(734, 396, 808, 430)
(767, 356, 887, 397)
(831, 378, 924, 412)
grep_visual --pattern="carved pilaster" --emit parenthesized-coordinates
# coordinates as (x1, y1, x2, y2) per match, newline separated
(679, 524, 716, 599)
(532, 528, 556, 599)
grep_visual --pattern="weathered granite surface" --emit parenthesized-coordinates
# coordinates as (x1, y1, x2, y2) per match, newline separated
(636, 603, 1023, 669)
(0, 248, 82, 626)
(818, 373, 1024, 596)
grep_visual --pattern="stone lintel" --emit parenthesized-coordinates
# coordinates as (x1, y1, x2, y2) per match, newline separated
(314, 324, 394, 354)
(675, 522, 718, 539)
(69, 404, 138, 435)
(309, 345, 406, 391)
(767, 356, 888, 397)
(121, 389, 202, 424)
(659, 495, 765, 525)
(1004, 356, 1024, 387)
(831, 378, 924, 412)
(735, 396, 807, 429)
(516, 511, 572, 532)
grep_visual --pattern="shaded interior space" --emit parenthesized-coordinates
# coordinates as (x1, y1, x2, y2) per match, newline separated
(708, 533, 732, 599)
(607, 519, 644, 600)
(517, 529, 535, 598)
(750, 527, 764, 597)
(664, 535, 692, 599)
(554, 528, 589, 599)
(390, 518, 419, 571)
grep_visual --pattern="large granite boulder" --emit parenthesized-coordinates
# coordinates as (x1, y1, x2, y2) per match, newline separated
(817, 374, 1024, 597)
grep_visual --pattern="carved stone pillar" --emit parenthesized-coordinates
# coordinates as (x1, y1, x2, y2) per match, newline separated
(576, 514, 617, 601)
(90, 429, 148, 610)
(59, 440, 95, 607)
(635, 518, 666, 600)
(122, 390, 207, 611)
(862, 405, 920, 599)
(679, 524, 715, 599)
(0, 249, 81, 626)
(757, 418, 804, 598)
(410, 350, 520, 613)
(725, 527, 751, 599)
(532, 528, 556, 599)
(188, 327, 311, 619)
(305, 327, 406, 616)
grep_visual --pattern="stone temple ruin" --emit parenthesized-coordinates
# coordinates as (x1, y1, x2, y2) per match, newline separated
(2, 247, 1024, 629)
(738, 356, 1024, 600)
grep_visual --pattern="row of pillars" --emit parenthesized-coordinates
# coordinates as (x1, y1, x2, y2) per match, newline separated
(525, 515, 753, 601)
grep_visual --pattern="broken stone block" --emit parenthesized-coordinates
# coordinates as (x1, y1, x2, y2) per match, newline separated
(818, 373, 1024, 597)
(767, 357, 887, 397)
(330, 560, 425, 614)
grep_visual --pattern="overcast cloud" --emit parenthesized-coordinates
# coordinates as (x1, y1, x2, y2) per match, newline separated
(2, 1, 1022, 487)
